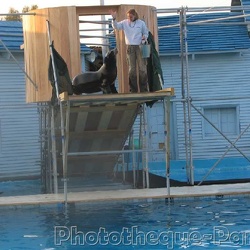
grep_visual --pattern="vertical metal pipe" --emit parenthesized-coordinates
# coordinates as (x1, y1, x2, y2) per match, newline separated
(51, 106, 58, 194)
(63, 102, 70, 203)
(100, 0, 108, 58)
(38, 104, 45, 191)
(131, 129, 136, 188)
(183, 9, 194, 185)
(164, 97, 171, 196)
(180, 9, 189, 183)
(143, 104, 150, 188)
(180, 8, 194, 185)
(122, 153, 126, 183)
(139, 108, 145, 188)
(46, 20, 68, 205)
(46, 106, 53, 193)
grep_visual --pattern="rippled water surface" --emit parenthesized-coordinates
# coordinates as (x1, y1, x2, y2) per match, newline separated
(1, 196, 250, 249)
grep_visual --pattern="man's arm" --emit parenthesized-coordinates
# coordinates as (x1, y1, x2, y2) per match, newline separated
(110, 9, 123, 30)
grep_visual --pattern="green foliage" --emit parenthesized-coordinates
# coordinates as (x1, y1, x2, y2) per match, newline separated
(4, 5, 38, 21)
(5, 7, 21, 21)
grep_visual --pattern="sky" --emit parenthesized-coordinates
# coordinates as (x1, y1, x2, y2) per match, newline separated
(1, 0, 232, 14)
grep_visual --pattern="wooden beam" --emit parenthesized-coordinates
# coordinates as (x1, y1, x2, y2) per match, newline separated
(76, 5, 120, 15)
(69, 91, 173, 106)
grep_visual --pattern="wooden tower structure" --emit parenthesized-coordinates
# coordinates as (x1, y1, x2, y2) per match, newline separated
(23, 4, 159, 102)
(22, 5, 173, 199)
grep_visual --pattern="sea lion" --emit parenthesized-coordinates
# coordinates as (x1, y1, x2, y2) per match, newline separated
(72, 48, 118, 94)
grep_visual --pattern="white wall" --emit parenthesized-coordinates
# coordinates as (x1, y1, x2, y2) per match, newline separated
(0, 52, 40, 180)
(148, 51, 250, 160)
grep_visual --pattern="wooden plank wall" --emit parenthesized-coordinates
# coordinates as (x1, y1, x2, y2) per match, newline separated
(23, 8, 49, 103)
(23, 7, 81, 103)
(23, 5, 157, 102)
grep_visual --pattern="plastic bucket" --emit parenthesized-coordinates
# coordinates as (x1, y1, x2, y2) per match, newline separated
(140, 43, 151, 58)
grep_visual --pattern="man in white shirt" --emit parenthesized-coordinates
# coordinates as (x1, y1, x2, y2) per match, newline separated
(110, 8, 149, 93)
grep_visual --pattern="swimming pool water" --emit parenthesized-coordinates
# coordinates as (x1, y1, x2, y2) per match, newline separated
(0, 179, 42, 197)
(1, 196, 250, 249)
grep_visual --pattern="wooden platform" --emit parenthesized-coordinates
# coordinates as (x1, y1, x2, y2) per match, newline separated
(67, 89, 174, 106)
(23, 5, 158, 102)
(1, 183, 250, 207)
(53, 90, 173, 179)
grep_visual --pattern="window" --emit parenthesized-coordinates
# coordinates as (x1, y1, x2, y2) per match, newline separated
(203, 106, 238, 137)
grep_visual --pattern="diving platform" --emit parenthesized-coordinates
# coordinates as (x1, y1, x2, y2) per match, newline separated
(45, 90, 173, 195)
(55, 96, 139, 178)
(22, 5, 173, 199)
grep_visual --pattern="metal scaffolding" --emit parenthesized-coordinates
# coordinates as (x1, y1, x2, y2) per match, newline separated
(3, 3, 250, 200)
(40, 93, 172, 205)
(40, 11, 173, 206)
(157, 4, 250, 185)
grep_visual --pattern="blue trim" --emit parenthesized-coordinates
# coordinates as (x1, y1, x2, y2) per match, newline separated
(149, 157, 250, 182)
(0, 21, 23, 51)
(2, 2, 250, 54)
(158, 11, 250, 55)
